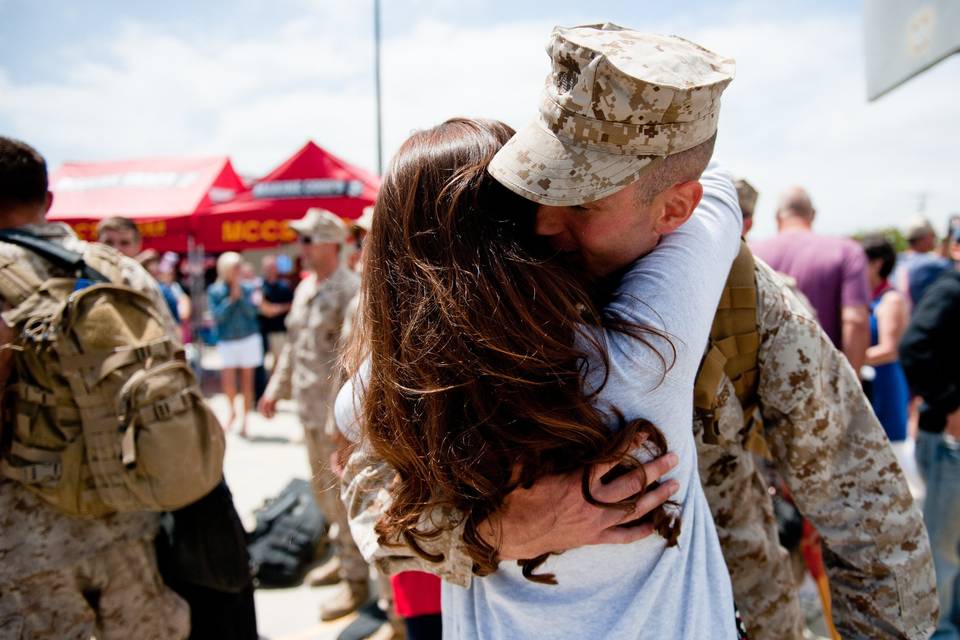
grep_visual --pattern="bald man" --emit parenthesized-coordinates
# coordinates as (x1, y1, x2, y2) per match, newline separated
(751, 187, 871, 372)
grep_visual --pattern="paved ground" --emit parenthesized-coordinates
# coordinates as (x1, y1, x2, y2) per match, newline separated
(208, 392, 361, 640)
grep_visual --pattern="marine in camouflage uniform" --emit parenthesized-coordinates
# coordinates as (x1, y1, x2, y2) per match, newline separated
(262, 208, 368, 619)
(341, 23, 937, 640)
(0, 223, 189, 640)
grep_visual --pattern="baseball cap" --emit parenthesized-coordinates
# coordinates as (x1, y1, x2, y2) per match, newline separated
(489, 24, 735, 206)
(903, 215, 936, 242)
(290, 208, 347, 243)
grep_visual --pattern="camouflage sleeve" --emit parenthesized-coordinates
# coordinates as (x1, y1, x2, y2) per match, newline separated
(265, 340, 294, 401)
(340, 445, 475, 587)
(755, 263, 937, 639)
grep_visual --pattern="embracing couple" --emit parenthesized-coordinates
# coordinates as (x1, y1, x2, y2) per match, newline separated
(335, 24, 937, 640)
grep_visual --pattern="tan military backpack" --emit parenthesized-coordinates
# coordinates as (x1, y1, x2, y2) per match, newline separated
(693, 241, 769, 457)
(0, 229, 225, 517)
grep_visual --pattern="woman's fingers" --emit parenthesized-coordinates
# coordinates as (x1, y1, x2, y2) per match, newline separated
(591, 452, 678, 504)
(611, 479, 680, 528)
(588, 433, 650, 481)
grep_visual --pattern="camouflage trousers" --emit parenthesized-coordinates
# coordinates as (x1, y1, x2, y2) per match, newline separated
(0, 537, 189, 640)
(304, 423, 369, 583)
(697, 442, 805, 640)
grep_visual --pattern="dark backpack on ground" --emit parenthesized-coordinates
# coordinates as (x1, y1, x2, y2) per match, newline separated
(248, 478, 327, 587)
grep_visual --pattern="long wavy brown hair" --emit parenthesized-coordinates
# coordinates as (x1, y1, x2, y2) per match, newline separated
(354, 117, 679, 583)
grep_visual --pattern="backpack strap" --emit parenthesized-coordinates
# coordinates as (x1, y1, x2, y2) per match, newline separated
(0, 441, 63, 484)
(694, 241, 767, 455)
(0, 229, 110, 283)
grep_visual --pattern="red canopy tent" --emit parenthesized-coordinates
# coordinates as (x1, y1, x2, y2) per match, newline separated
(195, 141, 379, 253)
(47, 156, 246, 253)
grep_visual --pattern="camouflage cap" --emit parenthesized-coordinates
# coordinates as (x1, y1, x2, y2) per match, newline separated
(735, 178, 758, 216)
(290, 208, 347, 243)
(489, 24, 735, 206)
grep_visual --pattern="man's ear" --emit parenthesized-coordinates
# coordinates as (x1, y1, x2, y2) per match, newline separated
(653, 180, 703, 235)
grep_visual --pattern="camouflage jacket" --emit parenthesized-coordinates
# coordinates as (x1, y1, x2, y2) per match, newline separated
(341, 259, 937, 640)
(266, 265, 359, 429)
(0, 223, 178, 584)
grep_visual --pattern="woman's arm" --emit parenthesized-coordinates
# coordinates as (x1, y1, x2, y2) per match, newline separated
(207, 285, 233, 324)
(598, 165, 743, 386)
(865, 290, 908, 366)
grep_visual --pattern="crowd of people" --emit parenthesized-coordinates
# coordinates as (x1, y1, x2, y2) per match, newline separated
(2, 21, 960, 640)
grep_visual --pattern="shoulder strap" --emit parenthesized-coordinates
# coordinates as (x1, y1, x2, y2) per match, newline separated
(0, 229, 109, 283)
(694, 241, 765, 453)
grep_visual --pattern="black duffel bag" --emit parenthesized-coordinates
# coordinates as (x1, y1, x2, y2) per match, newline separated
(248, 477, 328, 587)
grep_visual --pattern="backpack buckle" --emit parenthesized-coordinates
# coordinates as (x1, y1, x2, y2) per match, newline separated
(25, 461, 61, 483)
(154, 400, 171, 420)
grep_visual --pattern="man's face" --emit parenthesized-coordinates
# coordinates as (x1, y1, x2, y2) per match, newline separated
(534, 182, 660, 277)
(299, 238, 340, 272)
(262, 258, 278, 281)
(99, 229, 141, 258)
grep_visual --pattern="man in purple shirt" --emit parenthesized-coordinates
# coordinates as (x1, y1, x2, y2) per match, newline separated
(752, 186, 871, 373)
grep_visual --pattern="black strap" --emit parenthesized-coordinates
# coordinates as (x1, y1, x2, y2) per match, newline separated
(0, 228, 110, 283)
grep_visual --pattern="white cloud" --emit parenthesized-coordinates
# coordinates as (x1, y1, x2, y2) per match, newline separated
(1, 7, 957, 237)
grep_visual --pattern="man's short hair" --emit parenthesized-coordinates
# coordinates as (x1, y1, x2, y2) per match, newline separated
(0, 136, 48, 209)
(97, 216, 141, 242)
(636, 134, 717, 204)
(776, 187, 815, 220)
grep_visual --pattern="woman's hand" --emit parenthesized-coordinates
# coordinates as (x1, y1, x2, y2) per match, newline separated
(478, 450, 680, 561)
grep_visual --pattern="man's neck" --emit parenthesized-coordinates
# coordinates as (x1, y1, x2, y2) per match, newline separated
(0, 208, 45, 230)
(778, 217, 812, 233)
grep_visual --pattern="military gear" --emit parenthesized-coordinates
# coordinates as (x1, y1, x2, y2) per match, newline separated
(488, 24, 735, 206)
(693, 241, 769, 458)
(248, 477, 327, 588)
(0, 229, 224, 517)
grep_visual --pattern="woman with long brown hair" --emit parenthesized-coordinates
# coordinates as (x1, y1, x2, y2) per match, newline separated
(337, 118, 743, 638)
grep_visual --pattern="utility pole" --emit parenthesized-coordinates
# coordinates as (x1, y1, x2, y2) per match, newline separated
(374, 0, 383, 175)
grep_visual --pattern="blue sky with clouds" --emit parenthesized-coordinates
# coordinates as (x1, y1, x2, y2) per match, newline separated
(1, 0, 956, 238)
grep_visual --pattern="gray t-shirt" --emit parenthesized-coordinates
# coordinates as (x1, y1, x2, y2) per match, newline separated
(337, 165, 743, 639)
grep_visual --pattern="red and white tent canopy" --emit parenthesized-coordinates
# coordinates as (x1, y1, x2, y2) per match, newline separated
(194, 141, 380, 253)
(47, 156, 246, 252)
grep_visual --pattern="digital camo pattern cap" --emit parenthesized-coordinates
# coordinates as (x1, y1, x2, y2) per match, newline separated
(489, 24, 735, 206)
(290, 207, 348, 243)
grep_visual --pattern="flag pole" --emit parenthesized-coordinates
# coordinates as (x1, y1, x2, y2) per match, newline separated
(374, 0, 383, 176)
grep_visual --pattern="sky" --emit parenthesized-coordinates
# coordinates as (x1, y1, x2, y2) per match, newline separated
(1, 0, 958, 239)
